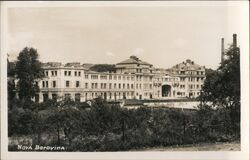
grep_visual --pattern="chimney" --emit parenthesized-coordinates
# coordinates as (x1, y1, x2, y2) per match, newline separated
(233, 34, 237, 48)
(221, 38, 225, 63)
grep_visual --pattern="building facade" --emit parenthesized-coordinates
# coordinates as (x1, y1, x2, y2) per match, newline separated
(35, 56, 205, 103)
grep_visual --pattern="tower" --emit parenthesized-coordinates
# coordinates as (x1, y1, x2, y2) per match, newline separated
(221, 38, 225, 63)
(233, 34, 237, 48)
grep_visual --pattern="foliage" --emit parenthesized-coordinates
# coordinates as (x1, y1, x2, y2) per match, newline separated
(200, 44, 240, 107)
(7, 60, 16, 77)
(199, 43, 240, 138)
(15, 47, 44, 101)
(8, 97, 239, 151)
(89, 64, 116, 73)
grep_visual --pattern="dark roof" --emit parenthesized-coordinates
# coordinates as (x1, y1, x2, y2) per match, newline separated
(116, 55, 152, 66)
(42, 62, 62, 67)
(123, 99, 144, 106)
(170, 59, 205, 71)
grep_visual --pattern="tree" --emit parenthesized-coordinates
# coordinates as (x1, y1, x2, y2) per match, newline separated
(89, 64, 116, 73)
(199, 42, 240, 137)
(7, 55, 17, 101)
(15, 47, 44, 101)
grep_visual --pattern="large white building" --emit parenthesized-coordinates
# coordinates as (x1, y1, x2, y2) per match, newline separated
(35, 56, 205, 103)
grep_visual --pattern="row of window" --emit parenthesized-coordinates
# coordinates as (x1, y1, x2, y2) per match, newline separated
(37, 91, 135, 102)
(42, 80, 138, 90)
(188, 77, 204, 82)
(164, 78, 179, 82)
(41, 80, 203, 90)
(189, 84, 203, 89)
(65, 70, 81, 77)
(44, 70, 82, 77)
(179, 71, 205, 75)
(43, 70, 155, 82)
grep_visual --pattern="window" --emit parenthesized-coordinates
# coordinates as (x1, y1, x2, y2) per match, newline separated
(66, 81, 70, 87)
(85, 83, 88, 89)
(123, 84, 125, 89)
(42, 81, 45, 88)
(127, 84, 130, 89)
(114, 84, 117, 89)
(109, 93, 112, 99)
(46, 81, 48, 88)
(131, 84, 134, 89)
(76, 81, 80, 87)
(45, 71, 48, 76)
(100, 75, 107, 80)
(85, 74, 89, 79)
(64, 71, 67, 76)
(52, 81, 56, 88)
(51, 71, 57, 76)
(68, 71, 71, 76)
(35, 94, 39, 103)
(78, 72, 81, 76)
(43, 94, 48, 102)
(109, 75, 112, 80)
(109, 83, 112, 89)
(75, 93, 81, 102)
(75, 71, 77, 76)
(65, 94, 71, 100)
(91, 75, 98, 79)
(119, 84, 121, 89)
(52, 94, 57, 101)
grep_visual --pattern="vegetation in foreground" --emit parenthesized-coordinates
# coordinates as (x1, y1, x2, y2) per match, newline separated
(8, 97, 240, 151)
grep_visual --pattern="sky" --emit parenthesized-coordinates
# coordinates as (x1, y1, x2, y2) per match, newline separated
(6, 2, 244, 69)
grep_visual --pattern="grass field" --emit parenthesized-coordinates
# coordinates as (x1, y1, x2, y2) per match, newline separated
(131, 141, 240, 151)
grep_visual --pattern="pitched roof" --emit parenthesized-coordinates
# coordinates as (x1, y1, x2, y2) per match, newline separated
(116, 55, 152, 66)
(170, 59, 205, 71)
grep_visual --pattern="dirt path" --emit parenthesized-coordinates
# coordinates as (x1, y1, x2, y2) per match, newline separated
(130, 142, 240, 151)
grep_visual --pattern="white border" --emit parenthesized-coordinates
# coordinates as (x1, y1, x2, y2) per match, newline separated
(1, 1, 249, 160)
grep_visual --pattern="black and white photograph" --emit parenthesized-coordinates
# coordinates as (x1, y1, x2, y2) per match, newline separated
(0, 1, 249, 160)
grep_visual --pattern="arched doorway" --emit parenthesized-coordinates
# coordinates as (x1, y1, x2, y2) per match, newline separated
(162, 85, 171, 97)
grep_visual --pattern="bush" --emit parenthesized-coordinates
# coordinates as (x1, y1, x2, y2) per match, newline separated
(8, 98, 240, 151)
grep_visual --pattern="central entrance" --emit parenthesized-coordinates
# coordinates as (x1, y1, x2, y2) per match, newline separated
(162, 85, 171, 97)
